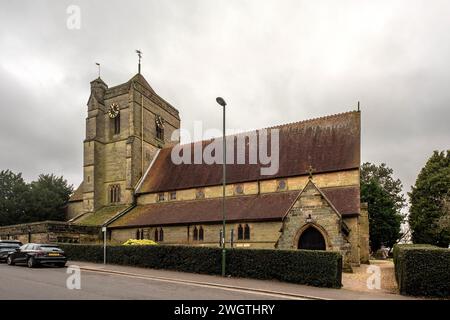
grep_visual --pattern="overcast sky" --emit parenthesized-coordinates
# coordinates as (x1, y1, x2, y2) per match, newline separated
(0, 0, 449, 200)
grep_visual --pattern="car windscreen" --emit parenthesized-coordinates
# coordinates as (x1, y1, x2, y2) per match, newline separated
(38, 246, 63, 252)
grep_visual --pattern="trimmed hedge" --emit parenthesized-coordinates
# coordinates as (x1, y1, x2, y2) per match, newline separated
(59, 244, 342, 288)
(393, 244, 450, 297)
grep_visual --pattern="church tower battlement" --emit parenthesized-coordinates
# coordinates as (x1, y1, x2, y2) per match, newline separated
(68, 73, 181, 219)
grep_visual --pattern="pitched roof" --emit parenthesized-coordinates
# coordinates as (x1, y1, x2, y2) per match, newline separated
(68, 182, 84, 202)
(73, 205, 130, 226)
(109, 191, 299, 228)
(322, 186, 360, 216)
(109, 185, 359, 228)
(137, 111, 360, 194)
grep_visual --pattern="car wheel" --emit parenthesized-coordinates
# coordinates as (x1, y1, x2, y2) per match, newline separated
(27, 257, 36, 268)
(6, 256, 14, 266)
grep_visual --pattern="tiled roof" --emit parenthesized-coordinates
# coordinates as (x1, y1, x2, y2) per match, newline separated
(137, 111, 360, 193)
(109, 185, 359, 228)
(68, 182, 83, 202)
(109, 191, 299, 228)
(322, 186, 360, 216)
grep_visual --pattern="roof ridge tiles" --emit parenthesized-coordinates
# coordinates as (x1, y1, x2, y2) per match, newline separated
(161, 109, 359, 149)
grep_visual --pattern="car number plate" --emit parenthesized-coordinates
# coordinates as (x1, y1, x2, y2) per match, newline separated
(48, 253, 60, 256)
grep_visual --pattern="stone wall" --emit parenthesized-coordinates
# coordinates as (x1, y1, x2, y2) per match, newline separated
(109, 221, 282, 248)
(276, 180, 344, 251)
(0, 221, 100, 244)
(137, 169, 359, 205)
(358, 203, 370, 264)
(66, 200, 83, 220)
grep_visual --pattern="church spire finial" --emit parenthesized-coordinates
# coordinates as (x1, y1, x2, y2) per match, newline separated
(136, 49, 142, 74)
(95, 62, 101, 78)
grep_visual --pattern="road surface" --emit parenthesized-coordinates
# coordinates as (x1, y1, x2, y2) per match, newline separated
(0, 262, 296, 300)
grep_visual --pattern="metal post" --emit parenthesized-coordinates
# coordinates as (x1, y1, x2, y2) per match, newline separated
(102, 227, 107, 265)
(221, 104, 226, 277)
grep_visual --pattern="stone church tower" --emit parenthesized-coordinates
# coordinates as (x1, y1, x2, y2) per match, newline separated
(67, 73, 180, 220)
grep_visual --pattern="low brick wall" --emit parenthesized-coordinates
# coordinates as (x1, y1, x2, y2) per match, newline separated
(0, 221, 101, 244)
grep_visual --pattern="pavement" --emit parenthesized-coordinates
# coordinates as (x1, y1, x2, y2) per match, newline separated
(0, 260, 419, 300)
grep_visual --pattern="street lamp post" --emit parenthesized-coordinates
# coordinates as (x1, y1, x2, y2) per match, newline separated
(216, 96, 227, 277)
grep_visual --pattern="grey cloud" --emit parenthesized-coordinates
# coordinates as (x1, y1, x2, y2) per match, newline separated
(0, 0, 449, 196)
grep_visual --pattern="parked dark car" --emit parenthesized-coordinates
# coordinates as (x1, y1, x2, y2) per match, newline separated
(0, 240, 23, 262)
(6, 243, 67, 268)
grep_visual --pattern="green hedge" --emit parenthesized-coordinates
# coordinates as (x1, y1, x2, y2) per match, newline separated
(393, 244, 450, 297)
(59, 244, 342, 288)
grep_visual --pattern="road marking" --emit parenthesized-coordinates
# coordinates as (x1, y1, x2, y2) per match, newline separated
(79, 266, 327, 300)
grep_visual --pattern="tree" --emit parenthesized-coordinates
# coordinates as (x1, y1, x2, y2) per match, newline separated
(25, 174, 73, 222)
(409, 150, 450, 247)
(361, 162, 406, 212)
(0, 170, 29, 226)
(0, 171, 73, 226)
(435, 195, 450, 240)
(361, 178, 402, 251)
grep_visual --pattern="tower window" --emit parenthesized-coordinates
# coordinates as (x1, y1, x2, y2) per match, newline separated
(109, 184, 121, 203)
(156, 115, 164, 140)
(114, 113, 120, 134)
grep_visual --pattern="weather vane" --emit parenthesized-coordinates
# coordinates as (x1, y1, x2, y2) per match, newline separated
(136, 49, 142, 74)
(95, 62, 100, 78)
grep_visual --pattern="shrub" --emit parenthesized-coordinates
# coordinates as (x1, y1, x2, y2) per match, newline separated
(393, 244, 450, 297)
(59, 244, 342, 288)
(123, 239, 158, 246)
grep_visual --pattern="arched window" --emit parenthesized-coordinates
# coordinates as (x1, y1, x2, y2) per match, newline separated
(193, 227, 198, 241)
(156, 115, 164, 140)
(199, 227, 204, 241)
(244, 224, 250, 240)
(110, 187, 114, 204)
(110, 185, 121, 203)
(159, 228, 164, 241)
(237, 224, 243, 240)
(154, 228, 159, 241)
(136, 229, 140, 240)
(140, 229, 144, 240)
(114, 113, 120, 134)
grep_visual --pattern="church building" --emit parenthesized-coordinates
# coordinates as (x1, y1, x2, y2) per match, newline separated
(0, 70, 369, 269)
(65, 71, 369, 267)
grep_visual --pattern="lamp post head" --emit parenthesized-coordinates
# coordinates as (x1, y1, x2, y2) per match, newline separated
(216, 97, 227, 107)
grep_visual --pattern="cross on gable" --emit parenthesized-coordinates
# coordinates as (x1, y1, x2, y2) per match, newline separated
(308, 164, 316, 179)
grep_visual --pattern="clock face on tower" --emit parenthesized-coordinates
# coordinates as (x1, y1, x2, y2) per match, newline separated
(107, 103, 120, 118)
